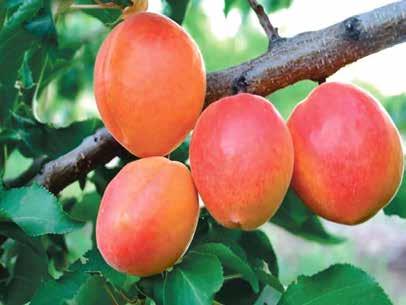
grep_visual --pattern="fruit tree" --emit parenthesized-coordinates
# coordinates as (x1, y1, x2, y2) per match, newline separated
(0, 0, 406, 305)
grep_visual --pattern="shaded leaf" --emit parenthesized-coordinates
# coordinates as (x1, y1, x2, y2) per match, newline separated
(240, 230, 279, 277)
(271, 189, 344, 244)
(25, 12, 57, 44)
(138, 275, 165, 305)
(6, 243, 48, 305)
(170, 137, 190, 163)
(216, 278, 258, 305)
(256, 269, 284, 293)
(164, 0, 190, 24)
(71, 248, 132, 288)
(0, 223, 48, 305)
(194, 242, 259, 292)
(31, 248, 134, 305)
(70, 276, 116, 305)
(11, 117, 102, 159)
(30, 270, 91, 305)
(0, 0, 43, 121)
(164, 252, 223, 305)
(264, 0, 293, 13)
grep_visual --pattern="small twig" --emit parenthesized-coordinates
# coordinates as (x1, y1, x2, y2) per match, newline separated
(247, 0, 280, 48)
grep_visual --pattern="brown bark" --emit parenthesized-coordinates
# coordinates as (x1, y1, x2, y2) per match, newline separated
(33, 1, 406, 194)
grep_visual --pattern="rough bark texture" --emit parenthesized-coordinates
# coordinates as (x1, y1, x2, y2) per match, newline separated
(33, 1, 406, 194)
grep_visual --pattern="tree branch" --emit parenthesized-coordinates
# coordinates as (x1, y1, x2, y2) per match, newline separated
(33, 129, 127, 194)
(33, 0, 406, 194)
(247, 0, 280, 47)
(206, 0, 406, 103)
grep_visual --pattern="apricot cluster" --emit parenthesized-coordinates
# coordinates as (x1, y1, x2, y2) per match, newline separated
(94, 12, 403, 277)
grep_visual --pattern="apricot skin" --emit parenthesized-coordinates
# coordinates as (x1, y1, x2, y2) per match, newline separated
(96, 157, 199, 276)
(94, 12, 206, 158)
(190, 93, 294, 230)
(288, 82, 404, 225)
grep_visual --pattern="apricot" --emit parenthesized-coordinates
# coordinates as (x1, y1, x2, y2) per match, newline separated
(96, 157, 199, 276)
(190, 93, 294, 230)
(288, 82, 404, 225)
(94, 12, 206, 157)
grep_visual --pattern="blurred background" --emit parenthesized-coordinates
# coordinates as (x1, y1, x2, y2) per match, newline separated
(3, 0, 406, 303)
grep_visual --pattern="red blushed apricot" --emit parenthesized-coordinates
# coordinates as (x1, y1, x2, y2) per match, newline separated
(190, 93, 294, 230)
(96, 157, 199, 276)
(288, 82, 404, 225)
(94, 12, 206, 158)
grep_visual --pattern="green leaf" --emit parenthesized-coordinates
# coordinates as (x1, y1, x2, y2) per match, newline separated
(0, 0, 42, 41)
(25, 8, 57, 45)
(224, 0, 237, 15)
(69, 192, 101, 222)
(224, 0, 293, 16)
(195, 217, 279, 280)
(264, 0, 293, 13)
(240, 230, 279, 277)
(71, 249, 132, 288)
(6, 243, 48, 305)
(384, 169, 406, 218)
(271, 189, 344, 244)
(0, 223, 48, 305)
(70, 276, 116, 305)
(17, 51, 35, 89)
(139, 275, 165, 305)
(0, 184, 83, 236)
(65, 222, 93, 264)
(194, 242, 259, 293)
(216, 278, 259, 305)
(0, 0, 43, 121)
(11, 117, 102, 159)
(223, 0, 250, 17)
(164, 252, 223, 305)
(164, 0, 190, 24)
(30, 270, 92, 305)
(0, 222, 42, 253)
(277, 264, 392, 305)
(32, 248, 134, 305)
(170, 137, 190, 163)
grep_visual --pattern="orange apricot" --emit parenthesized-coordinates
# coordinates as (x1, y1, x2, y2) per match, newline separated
(190, 93, 294, 230)
(288, 82, 404, 224)
(94, 12, 206, 157)
(96, 157, 199, 276)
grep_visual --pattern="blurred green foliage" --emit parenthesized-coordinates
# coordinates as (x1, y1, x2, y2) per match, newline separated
(1, 0, 405, 305)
